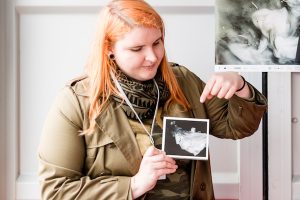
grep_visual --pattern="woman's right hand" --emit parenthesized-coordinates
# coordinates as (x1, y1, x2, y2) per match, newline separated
(130, 146, 178, 199)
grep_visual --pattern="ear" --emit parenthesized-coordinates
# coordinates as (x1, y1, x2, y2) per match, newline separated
(108, 52, 115, 60)
(107, 44, 115, 54)
(107, 47, 114, 59)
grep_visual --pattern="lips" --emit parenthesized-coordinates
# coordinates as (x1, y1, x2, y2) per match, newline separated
(142, 64, 156, 70)
(144, 65, 154, 68)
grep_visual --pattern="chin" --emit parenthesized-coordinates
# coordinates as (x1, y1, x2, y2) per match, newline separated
(142, 72, 158, 81)
(138, 76, 155, 82)
(137, 69, 157, 81)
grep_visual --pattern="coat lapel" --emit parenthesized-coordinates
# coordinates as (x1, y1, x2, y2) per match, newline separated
(95, 101, 142, 175)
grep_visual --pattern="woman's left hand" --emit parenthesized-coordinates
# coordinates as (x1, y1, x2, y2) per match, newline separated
(200, 72, 250, 103)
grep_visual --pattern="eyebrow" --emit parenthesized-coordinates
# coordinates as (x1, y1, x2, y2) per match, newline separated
(129, 37, 162, 48)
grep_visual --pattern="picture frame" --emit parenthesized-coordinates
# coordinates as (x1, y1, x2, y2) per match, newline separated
(162, 117, 209, 160)
(215, 0, 300, 72)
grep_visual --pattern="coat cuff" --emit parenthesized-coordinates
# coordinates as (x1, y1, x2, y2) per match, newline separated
(234, 81, 267, 106)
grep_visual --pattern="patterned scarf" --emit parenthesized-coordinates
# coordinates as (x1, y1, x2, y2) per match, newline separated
(111, 70, 170, 120)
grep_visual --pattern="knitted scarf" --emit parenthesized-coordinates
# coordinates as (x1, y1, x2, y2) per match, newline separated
(111, 70, 170, 120)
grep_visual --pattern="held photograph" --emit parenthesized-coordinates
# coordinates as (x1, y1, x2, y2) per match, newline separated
(215, 0, 300, 71)
(162, 117, 209, 160)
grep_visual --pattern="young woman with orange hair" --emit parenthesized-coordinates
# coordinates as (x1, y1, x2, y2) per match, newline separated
(38, 0, 267, 199)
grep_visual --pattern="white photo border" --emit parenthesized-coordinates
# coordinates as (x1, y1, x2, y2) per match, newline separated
(162, 117, 210, 160)
(215, 64, 300, 72)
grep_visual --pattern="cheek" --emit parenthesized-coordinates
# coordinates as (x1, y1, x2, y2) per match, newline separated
(115, 53, 143, 70)
(156, 46, 165, 61)
(114, 51, 129, 64)
(120, 53, 144, 65)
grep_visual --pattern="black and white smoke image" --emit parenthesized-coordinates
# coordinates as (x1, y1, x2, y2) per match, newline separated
(215, 0, 300, 70)
(162, 117, 209, 160)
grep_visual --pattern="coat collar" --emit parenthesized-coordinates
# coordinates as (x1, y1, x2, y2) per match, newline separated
(67, 74, 89, 97)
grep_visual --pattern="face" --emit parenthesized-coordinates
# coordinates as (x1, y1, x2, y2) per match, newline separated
(111, 27, 165, 81)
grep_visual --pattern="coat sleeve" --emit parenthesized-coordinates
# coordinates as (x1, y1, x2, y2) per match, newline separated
(205, 82, 267, 139)
(38, 87, 133, 200)
(176, 66, 267, 139)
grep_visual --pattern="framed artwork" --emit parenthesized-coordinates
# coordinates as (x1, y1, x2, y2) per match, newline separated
(162, 117, 209, 160)
(215, 0, 300, 71)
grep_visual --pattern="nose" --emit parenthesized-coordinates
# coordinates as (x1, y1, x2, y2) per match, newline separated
(145, 48, 157, 64)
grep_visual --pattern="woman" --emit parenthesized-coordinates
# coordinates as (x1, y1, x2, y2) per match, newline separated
(38, 0, 267, 199)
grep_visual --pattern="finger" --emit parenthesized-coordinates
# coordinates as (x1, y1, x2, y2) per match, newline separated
(206, 93, 214, 100)
(217, 83, 231, 99)
(152, 152, 176, 163)
(148, 153, 176, 165)
(151, 161, 178, 170)
(155, 167, 177, 178)
(210, 80, 222, 96)
(224, 87, 237, 99)
(163, 155, 176, 164)
(144, 146, 160, 157)
(200, 78, 216, 103)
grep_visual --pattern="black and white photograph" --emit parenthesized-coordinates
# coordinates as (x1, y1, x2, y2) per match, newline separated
(215, 0, 300, 71)
(162, 117, 209, 160)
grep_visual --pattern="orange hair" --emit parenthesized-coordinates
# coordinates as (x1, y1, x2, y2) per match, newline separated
(85, 0, 190, 134)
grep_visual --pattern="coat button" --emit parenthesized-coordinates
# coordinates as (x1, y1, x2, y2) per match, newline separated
(200, 182, 206, 191)
(238, 106, 243, 116)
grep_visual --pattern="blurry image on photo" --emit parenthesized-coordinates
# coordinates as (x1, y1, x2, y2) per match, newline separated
(162, 117, 209, 160)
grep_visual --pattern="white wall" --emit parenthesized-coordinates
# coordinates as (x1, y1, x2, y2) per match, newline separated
(292, 72, 300, 199)
(268, 73, 292, 200)
(0, 0, 7, 199)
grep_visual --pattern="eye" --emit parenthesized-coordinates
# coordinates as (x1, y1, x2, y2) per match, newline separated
(153, 39, 161, 46)
(130, 47, 142, 52)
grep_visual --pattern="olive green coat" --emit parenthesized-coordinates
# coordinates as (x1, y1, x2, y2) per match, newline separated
(38, 65, 267, 200)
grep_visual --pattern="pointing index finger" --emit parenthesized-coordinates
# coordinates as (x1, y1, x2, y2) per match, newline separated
(200, 79, 215, 103)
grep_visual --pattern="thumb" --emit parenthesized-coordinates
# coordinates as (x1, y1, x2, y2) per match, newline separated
(144, 146, 159, 157)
